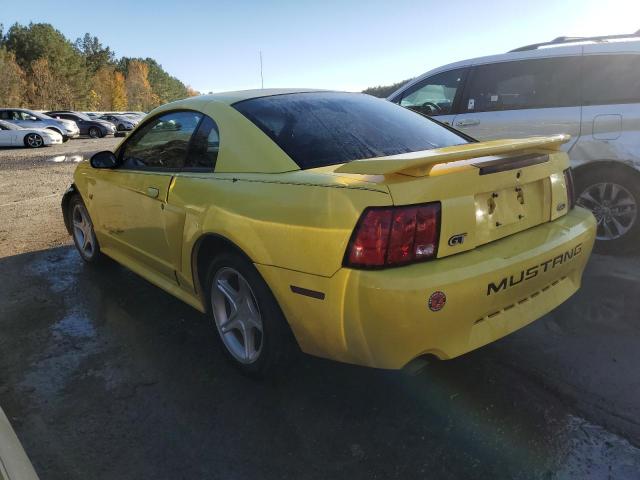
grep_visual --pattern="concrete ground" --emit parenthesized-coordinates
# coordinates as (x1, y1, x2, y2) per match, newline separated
(1, 141, 640, 479)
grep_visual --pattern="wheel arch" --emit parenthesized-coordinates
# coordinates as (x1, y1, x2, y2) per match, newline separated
(61, 184, 79, 234)
(191, 233, 256, 310)
(45, 126, 64, 136)
(573, 159, 640, 180)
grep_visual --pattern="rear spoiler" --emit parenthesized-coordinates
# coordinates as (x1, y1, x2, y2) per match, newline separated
(334, 134, 570, 177)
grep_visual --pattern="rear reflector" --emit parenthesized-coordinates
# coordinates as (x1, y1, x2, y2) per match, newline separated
(344, 202, 441, 268)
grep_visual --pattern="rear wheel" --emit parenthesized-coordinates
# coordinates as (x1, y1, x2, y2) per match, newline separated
(24, 133, 44, 148)
(575, 166, 640, 254)
(88, 126, 102, 138)
(68, 195, 101, 263)
(206, 252, 295, 377)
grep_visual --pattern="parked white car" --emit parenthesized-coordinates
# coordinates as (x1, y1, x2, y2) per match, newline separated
(388, 31, 640, 253)
(0, 108, 79, 141)
(0, 120, 63, 148)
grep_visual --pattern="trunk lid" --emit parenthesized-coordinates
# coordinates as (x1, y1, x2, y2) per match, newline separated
(331, 135, 573, 258)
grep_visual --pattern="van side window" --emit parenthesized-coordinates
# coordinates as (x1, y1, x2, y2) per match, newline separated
(399, 68, 467, 116)
(582, 54, 640, 106)
(464, 57, 580, 112)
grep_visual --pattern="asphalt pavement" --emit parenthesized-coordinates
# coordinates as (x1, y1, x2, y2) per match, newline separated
(1, 246, 639, 479)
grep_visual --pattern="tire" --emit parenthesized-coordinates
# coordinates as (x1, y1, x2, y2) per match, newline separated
(24, 133, 44, 148)
(67, 195, 102, 263)
(575, 165, 640, 254)
(117, 124, 125, 131)
(205, 251, 296, 377)
(88, 126, 102, 138)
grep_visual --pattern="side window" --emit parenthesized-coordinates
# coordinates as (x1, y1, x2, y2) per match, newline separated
(0, 111, 10, 120)
(399, 68, 467, 116)
(582, 54, 640, 106)
(464, 57, 580, 113)
(120, 111, 202, 170)
(19, 112, 38, 121)
(185, 115, 220, 170)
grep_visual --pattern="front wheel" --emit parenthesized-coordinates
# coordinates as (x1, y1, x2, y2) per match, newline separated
(575, 166, 640, 254)
(206, 252, 296, 377)
(68, 196, 102, 263)
(88, 126, 102, 138)
(24, 133, 44, 148)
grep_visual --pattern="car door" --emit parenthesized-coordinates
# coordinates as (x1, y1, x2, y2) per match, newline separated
(89, 110, 203, 282)
(0, 124, 17, 146)
(453, 57, 582, 151)
(392, 67, 469, 126)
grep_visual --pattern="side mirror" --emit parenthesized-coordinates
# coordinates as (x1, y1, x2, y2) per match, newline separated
(90, 151, 118, 169)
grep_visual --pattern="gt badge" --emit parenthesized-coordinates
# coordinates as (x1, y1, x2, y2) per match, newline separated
(448, 233, 467, 246)
(428, 291, 446, 312)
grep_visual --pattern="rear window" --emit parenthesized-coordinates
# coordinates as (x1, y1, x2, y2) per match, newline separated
(233, 92, 468, 169)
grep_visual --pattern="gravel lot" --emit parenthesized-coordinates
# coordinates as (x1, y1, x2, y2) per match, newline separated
(0, 137, 121, 257)
(1, 141, 640, 479)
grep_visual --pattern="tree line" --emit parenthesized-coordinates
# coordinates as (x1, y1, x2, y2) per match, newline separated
(362, 79, 413, 98)
(0, 23, 198, 112)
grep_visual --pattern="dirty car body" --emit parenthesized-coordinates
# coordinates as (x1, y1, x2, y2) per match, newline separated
(62, 90, 596, 371)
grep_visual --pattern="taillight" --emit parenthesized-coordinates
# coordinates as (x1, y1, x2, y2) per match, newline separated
(344, 202, 441, 268)
(564, 168, 575, 210)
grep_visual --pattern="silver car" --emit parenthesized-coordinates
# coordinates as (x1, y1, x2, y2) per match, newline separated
(388, 31, 640, 253)
(0, 108, 80, 141)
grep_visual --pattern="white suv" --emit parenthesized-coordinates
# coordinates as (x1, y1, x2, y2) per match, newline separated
(388, 31, 640, 253)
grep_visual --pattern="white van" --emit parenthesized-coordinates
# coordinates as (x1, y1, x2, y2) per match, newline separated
(388, 32, 640, 253)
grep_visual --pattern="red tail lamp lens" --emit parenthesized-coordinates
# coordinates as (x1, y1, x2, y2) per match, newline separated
(345, 202, 441, 268)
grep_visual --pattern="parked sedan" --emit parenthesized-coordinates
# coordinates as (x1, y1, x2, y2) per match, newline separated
(0, 108, 79, 141)
(98, 114, 138, 131)
(46, 111, 116, 138)
(62, 90, 595, 377)
(0, 119, 63, 147)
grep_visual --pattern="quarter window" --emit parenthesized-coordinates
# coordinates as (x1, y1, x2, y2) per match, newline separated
(464, 57, 580, 112)
(120, 111, 202, 170)
(582, 54, 640, 106)
(185, 116, 220, 170)
(399, 68, 467, 116)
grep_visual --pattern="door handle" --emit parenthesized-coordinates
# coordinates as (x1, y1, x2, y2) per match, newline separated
(146, 187, 159, 198)
(455, 119, 480, 127)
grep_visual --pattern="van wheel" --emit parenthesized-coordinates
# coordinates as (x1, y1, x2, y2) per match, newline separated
(575, 166, 640, 254)
(205, 251, 295, 378)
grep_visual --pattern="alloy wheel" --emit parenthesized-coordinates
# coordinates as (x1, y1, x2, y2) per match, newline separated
(577, 182, 637, 240)
(72, 203, 95, 258)
(211, 267, 263, 364)
(26, 133, 43, 148)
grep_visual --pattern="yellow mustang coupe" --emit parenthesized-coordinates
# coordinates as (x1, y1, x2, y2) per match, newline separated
(62, 89, 596, 376)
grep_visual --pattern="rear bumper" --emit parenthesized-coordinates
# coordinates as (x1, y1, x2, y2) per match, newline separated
(258, 207, 597, 369)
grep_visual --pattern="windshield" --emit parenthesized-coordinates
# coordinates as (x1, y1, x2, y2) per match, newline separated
(73, 112, 92, 121)
(233, 92, 468, 169)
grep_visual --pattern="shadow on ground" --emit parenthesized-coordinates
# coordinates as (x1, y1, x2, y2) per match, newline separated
(1, 247, 639, 479)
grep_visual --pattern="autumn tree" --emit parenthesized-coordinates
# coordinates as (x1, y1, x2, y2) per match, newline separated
(112, 71, 127, 110)
(0, 47, 25, 106)
(125, 60, 156, 111)
(28, 58, 57, 109)
(5, 23, 88, 108)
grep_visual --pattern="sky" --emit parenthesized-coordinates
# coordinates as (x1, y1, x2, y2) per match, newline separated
(1, 0, 639, 93)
